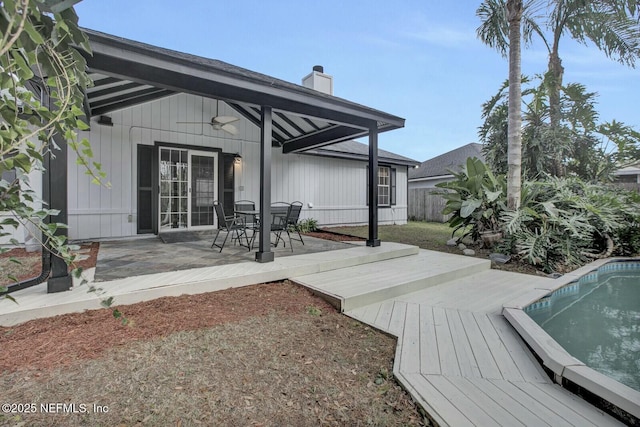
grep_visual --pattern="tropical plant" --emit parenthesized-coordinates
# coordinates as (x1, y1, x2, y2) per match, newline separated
(0, 1, 106, 297)
(437, 157, 507, 242)
(500, 176, 640, 272)
(480, 76, 640, 181)
(477, 0, 640, 177)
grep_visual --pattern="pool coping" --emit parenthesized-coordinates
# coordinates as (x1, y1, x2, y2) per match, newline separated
(503, 257, 640, 422)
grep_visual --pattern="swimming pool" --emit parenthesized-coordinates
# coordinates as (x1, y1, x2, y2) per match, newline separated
(525, 261, 640, 392)
(503, 258, 640, 424)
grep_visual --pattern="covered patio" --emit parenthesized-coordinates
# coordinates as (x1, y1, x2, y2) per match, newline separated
(39, 28, 407, 294)
(92, 232, 359, 282)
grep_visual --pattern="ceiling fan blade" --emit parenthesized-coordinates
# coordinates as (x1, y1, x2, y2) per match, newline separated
(212, 116, 239, 125)
(220, 123, 238, 135)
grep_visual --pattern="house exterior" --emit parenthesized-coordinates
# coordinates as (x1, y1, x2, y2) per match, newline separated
(408, 143, 484, 189)
(614, 163, 640, 192)
(407, 143, 484, 222)
(67, 92, 417, 241)
(11, 29, 416, 258)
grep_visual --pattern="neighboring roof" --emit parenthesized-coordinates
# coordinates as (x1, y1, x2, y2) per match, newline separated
(80, 29, 405, 153)
(409, 143, 484, 180)
(303, 140, 420, 167)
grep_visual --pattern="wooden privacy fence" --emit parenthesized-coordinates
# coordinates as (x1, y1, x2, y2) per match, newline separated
(408, 188, 451, 223)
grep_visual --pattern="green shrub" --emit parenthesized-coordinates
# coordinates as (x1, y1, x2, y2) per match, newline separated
(296, 218, 318, 233)
(437, 157, 507, 242)
(501, 177, 640, 272)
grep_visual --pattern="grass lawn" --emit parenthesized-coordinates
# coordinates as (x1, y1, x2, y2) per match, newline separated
(325, 222, 461, 254)
(323, 221, 538, 275)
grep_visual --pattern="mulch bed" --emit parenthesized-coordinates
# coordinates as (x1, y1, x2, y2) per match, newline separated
(303, 230, 365, 242)
(0, 282, 335, 372)
(0, 242, 99, 287)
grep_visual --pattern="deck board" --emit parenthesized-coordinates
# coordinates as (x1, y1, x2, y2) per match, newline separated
(419, 305, 441, 375)
(458, 310, 503, 380)
(426, 375, 501, 427)
(446, 377, 526, 426)
(510, 381, 615, 427)
(488, 314, 548, 383)
(399, 303, 421, 373)
(407, 373, 475, 427)
(433, 306, 461, 377)
(387, 301, 407, 336)
(447, 309, 482, 378)
(467, 377, 551, 426)
(472, 313, 526, 382)
(488, 380, 575, 426)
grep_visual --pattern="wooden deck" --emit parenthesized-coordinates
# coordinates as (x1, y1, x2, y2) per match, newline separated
(1, 243, 629, 425)
(293, 250, 625, 427)
(0, 242, 417, 326)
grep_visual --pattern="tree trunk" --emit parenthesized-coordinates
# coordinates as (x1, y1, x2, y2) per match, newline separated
(506, 0, 523, 210)
(547, 46, 565, 177)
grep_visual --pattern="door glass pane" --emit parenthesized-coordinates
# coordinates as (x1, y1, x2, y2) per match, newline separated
(191, 154, 215, 227)
(159, 148, 188, 230)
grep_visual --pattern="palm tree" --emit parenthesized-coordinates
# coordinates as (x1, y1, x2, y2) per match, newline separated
(506, 0, 524, 210)
(477, 0, 640, 177)
(477, 0, 525, 209)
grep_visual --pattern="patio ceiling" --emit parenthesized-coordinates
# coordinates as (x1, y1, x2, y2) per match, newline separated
(81, 29, 405, 153)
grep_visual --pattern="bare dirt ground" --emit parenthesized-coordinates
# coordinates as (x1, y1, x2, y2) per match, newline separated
(0, 234, 428, 427)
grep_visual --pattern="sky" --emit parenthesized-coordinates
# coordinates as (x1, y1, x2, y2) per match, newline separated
(74, 0, 639, 163)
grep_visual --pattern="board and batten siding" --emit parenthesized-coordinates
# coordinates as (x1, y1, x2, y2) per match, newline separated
(67, 92, 408, 240)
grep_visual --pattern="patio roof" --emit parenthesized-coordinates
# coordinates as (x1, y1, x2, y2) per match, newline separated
(80, 29, 405, 153)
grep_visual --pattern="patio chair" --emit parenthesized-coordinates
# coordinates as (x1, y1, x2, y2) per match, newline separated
(235, 200, 259, 246)
(211, 201, 250, 252)
(287, 201, 305, 246)
(270, 202, 292, 250)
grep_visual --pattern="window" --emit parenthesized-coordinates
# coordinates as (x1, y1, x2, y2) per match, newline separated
(378, 166, 390, 205)
(367, 165, 396, 207)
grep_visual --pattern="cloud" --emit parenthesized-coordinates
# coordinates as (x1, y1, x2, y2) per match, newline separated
(401, 25, 477, 48)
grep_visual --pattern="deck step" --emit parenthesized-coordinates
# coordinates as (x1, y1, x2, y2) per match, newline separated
(291, 249, 490, 312)
(0, 242, 418, 326)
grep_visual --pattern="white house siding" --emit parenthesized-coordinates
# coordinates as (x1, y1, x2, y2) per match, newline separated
(407, 176, 453, 190)
(0, 161, 43, 245)
(67, 93, 408, 240)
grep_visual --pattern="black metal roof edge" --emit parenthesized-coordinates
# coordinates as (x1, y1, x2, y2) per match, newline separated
(300, 150, 418, 167)
(82, 28, 405, 129)
(301, 145, 420, 167)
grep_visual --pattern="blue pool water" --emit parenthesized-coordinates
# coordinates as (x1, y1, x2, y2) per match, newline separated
(525, 261, 640, 392)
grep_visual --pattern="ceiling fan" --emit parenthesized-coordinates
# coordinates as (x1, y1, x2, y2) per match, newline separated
(176, 101, 239, 135)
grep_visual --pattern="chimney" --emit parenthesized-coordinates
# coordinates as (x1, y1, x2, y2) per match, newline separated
(302, 65, 333, 95)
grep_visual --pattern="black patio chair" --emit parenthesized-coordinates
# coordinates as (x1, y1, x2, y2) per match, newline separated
(211, 201, 250, 252)
(270, 202, 292, 250)
(234, 200, 259, 246)
(287, 201, 304, 246)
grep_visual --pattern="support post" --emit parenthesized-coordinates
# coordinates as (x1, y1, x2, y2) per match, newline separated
(46, 133, 72, 292)
(255, 105, 274, 263)
(367, 124, 380, 247)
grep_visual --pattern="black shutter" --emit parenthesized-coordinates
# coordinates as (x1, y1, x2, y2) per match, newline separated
(366, 166, 369, 206)
(222, 154, 235, 215)
(137, 145, 154, 234)
(391, 168, 396, 206)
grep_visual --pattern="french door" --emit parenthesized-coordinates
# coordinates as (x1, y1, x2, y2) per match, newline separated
(159, 147, 218, 231)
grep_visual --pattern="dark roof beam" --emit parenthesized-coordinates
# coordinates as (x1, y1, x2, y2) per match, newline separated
(275, 111, 306, 135)
(90, 89, 174, 116)
(87, 81, 143, 99)
(282, 125, 367, 154)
